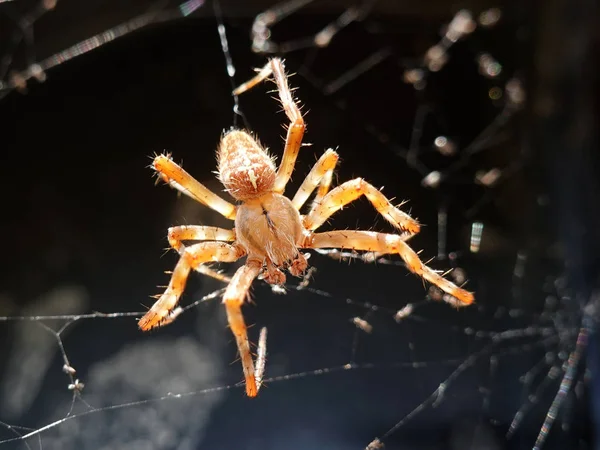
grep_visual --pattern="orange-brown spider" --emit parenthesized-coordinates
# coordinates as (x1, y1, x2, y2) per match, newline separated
(138, 58, 474, 397)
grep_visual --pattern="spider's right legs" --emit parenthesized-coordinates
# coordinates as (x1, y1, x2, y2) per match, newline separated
(233, 58, 305, 194)
(305, 230, 474, 306)
(138, 242, 245, 331)
(223, 260, 263, 397)
(153, 154, 237, 220)
(303, 178, 421, 235)
(291, 148, 339, 211)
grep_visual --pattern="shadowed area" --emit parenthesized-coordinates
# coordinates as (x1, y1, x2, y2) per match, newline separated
(0, 2, 596, 449)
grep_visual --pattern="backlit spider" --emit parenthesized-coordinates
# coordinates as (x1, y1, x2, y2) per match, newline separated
(138, 58, 474, 397)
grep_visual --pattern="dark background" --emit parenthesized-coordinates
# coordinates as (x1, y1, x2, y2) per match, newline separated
(0, 1, 597, 449)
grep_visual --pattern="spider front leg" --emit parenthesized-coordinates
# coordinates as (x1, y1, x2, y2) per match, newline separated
(233, 58, 305, 194)
(139, 242, 245, 330)
(153, 154, 237, 220)
(223, 260, 263, 397)
(167, 225, 236, 283)
(304, 230, 474, 305)
(303, 178, 421, 235)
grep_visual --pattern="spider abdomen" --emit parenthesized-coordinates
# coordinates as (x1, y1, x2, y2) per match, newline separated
(217, 129, 276, 200)
(235, 193, 303, 267)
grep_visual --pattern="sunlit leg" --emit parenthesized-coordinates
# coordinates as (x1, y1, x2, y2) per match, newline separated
(139, 242, 245, 330)
(305, 230, 474, 305)
(167, 225, 236, 283)
(233, 58, 305, 194)
(269, 59, 306, 193)
(291, 148, 339, 211)
(303, 178, 421, 235)
(223, 260, 263, 397)
(153, 154, 237, 220)
(167, 225, 235, 252)
(232, 62, 274, 95)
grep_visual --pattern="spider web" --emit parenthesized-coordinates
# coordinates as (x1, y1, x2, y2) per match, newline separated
(0, 1, 595, 449)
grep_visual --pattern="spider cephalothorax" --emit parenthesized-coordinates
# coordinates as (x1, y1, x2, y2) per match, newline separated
(139, 58, 474, 397)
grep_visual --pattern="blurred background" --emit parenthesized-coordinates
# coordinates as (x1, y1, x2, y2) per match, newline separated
(0, 0, 598, 449)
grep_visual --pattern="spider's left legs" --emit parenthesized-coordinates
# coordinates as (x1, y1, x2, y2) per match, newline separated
(223, 260, 263, 397)
(139, 242, 245, 331)
(167, 225, 236, 283)
(234, 58, 305, 193)
(167, 225, 235, 252)
(304, 230, 475, 305)
(303, 178, 421, 235)
(153, 154, 237, 220)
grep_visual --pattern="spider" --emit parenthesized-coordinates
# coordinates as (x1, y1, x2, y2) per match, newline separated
(138, 58, 475, 397)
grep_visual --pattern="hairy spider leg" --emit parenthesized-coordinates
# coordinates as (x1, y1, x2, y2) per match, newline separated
(138, 242, 245, 330)
(291, 148, 339, 211)
(167, 225, 235, 252)
(254, 327, 268, 393)
(167, 225, 235, 283)
(153, 154, 237, 220)
(233, 58, 306, 194)
(232, 62, 273, 95)
(223, 260, 263, 397)
(303, 178, 421, 235)
(305, 230, 474, 306)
